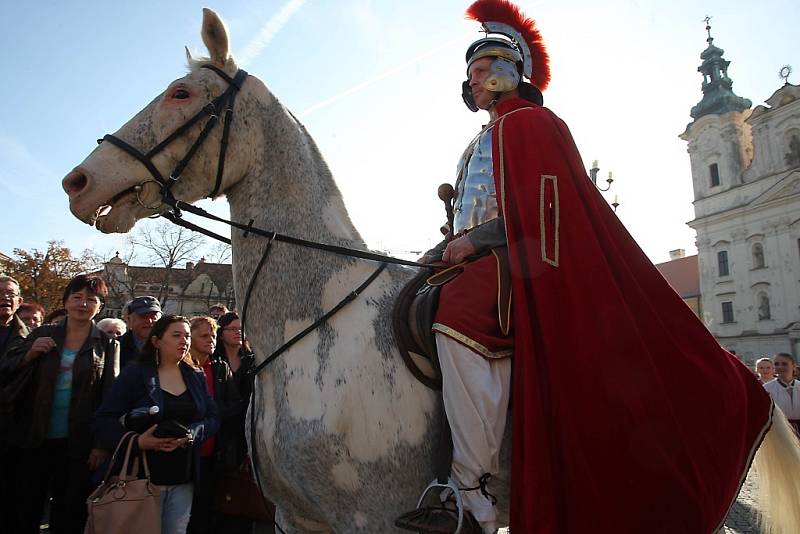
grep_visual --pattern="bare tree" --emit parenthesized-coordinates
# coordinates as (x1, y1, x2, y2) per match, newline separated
(129, 220, 206, 307)
(207, 241, 232, 264)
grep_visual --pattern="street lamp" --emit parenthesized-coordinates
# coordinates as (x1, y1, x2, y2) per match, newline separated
(590, 160, 619, 211)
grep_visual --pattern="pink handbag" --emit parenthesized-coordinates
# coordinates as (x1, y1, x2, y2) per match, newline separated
(85, 431, 162, 534)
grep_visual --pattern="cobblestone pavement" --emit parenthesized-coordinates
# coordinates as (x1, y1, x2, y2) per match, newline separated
(723, 469, 762, 534)
(496, 469, 763, 534)
(41, 471, 761, 533)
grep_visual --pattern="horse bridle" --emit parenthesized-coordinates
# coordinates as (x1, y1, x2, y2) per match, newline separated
(98, 64, 249, 205)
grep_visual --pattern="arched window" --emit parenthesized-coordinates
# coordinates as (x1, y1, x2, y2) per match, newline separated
(757, 292, 771, 320)
(752, 243, 765, 269)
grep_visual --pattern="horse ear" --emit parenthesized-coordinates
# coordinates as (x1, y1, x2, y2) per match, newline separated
(201, 8, 230, 66)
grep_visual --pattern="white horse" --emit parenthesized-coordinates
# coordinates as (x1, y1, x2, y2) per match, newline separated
(63, 8, 509, 533)
(62, 8, 800, 534)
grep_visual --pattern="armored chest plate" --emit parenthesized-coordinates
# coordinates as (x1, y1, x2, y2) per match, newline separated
(453, 127, 498, 234)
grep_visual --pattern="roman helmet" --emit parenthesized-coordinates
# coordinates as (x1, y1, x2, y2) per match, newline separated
(462, 0, 551, 111)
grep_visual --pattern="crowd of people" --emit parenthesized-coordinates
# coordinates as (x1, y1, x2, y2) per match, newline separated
(756, 353, 800, 434)
(0, 274, 264, 534)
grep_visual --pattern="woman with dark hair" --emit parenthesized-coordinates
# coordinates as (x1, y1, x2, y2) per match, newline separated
(94, 315, 219, 534)
(214, 312, 255, 408)
(210, 311, 270, 531)
(0, 274, 120, 534)
(186, 316, 242, 534)
(213, 312, 256, 469)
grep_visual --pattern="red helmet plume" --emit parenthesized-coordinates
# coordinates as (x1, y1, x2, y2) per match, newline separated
(465, 0, 551, 91)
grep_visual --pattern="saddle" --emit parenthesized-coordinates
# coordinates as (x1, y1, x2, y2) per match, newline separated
(393, 249, 512, 390)
(392, 268, 447, 390)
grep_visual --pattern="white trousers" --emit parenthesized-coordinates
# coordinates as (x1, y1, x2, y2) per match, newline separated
(436, 334, 511, 528)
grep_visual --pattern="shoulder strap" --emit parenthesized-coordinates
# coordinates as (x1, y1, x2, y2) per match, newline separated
(100, 431, 137, 483)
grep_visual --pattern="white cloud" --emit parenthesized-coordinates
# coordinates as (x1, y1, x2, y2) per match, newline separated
(237, 0, 307, 66)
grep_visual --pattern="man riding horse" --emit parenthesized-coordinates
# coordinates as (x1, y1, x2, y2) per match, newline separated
(399, 1, 775, 533)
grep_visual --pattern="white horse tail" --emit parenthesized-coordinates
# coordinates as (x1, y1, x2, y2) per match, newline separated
(753, 406, 800, 534)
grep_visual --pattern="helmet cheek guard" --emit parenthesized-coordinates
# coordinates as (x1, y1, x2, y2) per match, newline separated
(484, 57, 520, 93)
(462, 57, 520, 113)
(462, 80, 479, 113)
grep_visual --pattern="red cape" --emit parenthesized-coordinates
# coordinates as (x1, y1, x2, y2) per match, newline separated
(492, 98, 772, 533)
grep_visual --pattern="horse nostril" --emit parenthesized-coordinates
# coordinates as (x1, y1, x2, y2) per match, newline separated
(63, 170, 88, 196)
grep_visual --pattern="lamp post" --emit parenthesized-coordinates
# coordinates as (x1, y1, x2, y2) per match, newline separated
(589, 160, 619, 211)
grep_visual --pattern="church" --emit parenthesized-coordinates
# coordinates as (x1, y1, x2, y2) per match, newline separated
(679, 23, 800, 363)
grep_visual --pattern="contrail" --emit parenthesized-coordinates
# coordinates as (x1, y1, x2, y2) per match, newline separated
(299, 37, 461, 118)
(238, 0, 307, 66)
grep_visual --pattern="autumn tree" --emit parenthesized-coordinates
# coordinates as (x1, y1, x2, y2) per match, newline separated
(0, 241, 99, 313)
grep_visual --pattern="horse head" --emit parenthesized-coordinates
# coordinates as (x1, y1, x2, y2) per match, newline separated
(63, 9, 263, 234)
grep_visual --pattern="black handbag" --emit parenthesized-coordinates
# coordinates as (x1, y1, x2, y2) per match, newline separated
(153, 419, 191, 439)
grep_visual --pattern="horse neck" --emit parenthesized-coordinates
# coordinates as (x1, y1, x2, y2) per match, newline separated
(227, 100, 363, 247)
(226, 98, 368, 339)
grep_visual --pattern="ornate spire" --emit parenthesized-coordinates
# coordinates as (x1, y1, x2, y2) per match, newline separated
(690, 16, 751, 119)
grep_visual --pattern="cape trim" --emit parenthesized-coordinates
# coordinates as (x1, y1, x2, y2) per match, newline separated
(539, 174, 560, 267)
(432, 323, 513, 359)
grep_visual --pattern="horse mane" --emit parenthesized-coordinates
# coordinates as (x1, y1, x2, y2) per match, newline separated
(185, 48, 238, 72)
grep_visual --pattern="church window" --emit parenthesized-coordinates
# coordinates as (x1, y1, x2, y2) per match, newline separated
(785, 134, 800, 167)
(722, 301, 735, 323)
(757, 292, 771, 320)
(717, 250, 729, 276)
(709, 163, 720, 187)
(752, 243, 765, 269)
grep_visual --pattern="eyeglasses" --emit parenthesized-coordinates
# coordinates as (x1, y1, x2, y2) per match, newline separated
(223, 327, 243, 333)
(0, 291, 20, 299)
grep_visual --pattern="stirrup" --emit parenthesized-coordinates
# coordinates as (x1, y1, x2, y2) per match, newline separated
(416, 477, 464, 534)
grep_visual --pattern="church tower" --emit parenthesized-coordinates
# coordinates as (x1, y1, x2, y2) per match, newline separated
(680, 19, 753, 202)
(680, 20, 800, 362)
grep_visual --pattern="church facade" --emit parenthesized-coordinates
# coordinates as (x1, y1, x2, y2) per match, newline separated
(680, 28, 800, 363)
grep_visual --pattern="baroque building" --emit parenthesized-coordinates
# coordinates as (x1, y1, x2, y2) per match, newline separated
(679, 25, 800, 363)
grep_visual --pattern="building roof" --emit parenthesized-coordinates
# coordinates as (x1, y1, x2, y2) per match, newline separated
(102, 258, 233, 292)
(656, 254, 700, 298)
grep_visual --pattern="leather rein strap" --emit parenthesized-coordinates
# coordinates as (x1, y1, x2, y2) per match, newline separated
(99, 65, 248, 200)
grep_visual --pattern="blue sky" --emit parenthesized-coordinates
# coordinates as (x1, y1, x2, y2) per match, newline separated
(1, 0, 798, 264)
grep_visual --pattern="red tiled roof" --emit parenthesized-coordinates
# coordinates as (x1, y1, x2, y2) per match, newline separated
(655, 255, 700, 298)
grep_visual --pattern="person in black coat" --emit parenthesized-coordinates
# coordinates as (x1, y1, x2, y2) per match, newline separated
(94, 315, 219, 534)
(212, 311, 274, 532)
(1, 275, 119, 534)
(185, 315, 243, 534)
(0, 275, 30, 531)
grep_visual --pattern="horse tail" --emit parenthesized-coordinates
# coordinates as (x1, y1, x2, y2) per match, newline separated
(752, 406, 800, 534)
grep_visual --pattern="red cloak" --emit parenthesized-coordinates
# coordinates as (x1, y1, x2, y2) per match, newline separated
(493, 97, 772, 533)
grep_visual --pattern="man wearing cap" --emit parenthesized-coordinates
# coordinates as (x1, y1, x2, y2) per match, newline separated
(398, 1, 773, 533)
(118, 296, 161, 368)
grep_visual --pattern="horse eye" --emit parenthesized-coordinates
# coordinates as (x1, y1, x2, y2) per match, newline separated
(173, 88, 190, 99)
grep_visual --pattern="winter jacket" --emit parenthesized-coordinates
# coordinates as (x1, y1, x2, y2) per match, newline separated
(0, 319, 119, 459)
